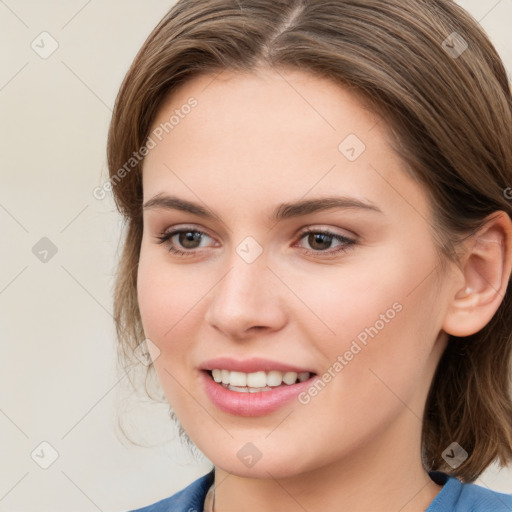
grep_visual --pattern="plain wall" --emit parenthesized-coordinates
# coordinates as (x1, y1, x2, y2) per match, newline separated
(1, 1, 511, 510)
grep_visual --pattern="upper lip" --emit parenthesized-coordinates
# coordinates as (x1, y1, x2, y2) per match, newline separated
(199, 357, 316, 374)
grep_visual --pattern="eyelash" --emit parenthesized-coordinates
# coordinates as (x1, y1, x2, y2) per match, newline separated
(155, 227, 356, 258)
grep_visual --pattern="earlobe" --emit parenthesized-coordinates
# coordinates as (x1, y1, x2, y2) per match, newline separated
(442, 211, 512, 337)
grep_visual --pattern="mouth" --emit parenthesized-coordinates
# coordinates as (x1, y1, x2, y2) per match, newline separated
(204, 369, 315, 393)
(200, 367, 318, 416)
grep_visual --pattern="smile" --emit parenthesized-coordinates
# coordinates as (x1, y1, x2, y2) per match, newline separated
(210, 369, 312, 392)
(199, 357, 319, 415)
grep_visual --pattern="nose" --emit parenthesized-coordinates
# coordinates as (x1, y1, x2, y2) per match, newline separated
(204, 250, 288, 340)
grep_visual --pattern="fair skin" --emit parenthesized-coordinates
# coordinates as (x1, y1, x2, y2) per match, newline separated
(137, 67, 512, 512)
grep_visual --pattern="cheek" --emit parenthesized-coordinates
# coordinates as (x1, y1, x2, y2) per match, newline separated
(136, 245, 219, 404)
(284, 243, 432, 343)
(293, 245, 441, 400)
(136, 251, 198, 406)
(136, 246, 205, 342)
(136, 258, 169, 342)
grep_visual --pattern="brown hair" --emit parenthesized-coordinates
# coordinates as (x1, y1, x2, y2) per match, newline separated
(107, 0, 512, 482)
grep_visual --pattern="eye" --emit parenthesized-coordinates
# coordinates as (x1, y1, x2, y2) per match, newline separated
(155, 226, 356, 258)
(155, 227, 215, 256)
(295, 229, 356, 257)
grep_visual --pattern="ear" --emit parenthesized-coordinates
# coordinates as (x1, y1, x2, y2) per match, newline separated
(442, 211, 512, 337)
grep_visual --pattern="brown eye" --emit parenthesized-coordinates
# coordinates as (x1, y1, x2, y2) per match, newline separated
(296, 229, 356, 257)
(306, 233, 335, 251)
(156, 228, 214, 256)
(178, 231, 203, 249)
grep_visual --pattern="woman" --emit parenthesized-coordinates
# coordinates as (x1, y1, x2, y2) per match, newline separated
(107, 1, 512, 510)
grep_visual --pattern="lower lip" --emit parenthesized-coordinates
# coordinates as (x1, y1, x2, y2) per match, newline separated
(200, 371, 317, 416)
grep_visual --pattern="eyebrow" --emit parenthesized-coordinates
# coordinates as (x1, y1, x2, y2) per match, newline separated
(142, 193, 383, 222)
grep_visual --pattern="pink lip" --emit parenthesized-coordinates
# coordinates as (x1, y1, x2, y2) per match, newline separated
(200, 370, 318, 417)
(199, 357, 315, 374)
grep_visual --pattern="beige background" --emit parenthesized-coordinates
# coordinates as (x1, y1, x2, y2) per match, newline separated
(0, 1, 511, 511)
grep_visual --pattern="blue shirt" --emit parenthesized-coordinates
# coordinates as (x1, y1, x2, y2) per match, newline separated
(128, 469, 512, 511)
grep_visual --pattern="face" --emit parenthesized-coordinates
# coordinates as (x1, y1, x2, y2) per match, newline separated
(137, 67, 456, 478)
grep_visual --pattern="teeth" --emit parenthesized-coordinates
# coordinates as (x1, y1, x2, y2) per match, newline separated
(230, 371, 247, 387)
(247, 371, 266, 387)
(267, 370, 283, 387)
(298, 371, 310, 382)
(210, 369, 312, 389)
(282, 371, 298, 385)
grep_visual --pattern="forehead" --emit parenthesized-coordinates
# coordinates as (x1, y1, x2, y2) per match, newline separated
(148, 66, 381, 148)
(144, 69, 383, 172)
(141, 67, 430, 226)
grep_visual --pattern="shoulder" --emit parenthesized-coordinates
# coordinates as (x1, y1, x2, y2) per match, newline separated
(457, 480, 512, 512)
(427, 471, 512, 512)
(127, 469, 215, 512)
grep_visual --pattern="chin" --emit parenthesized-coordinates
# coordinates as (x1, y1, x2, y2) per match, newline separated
(203, 442, 319, 480)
